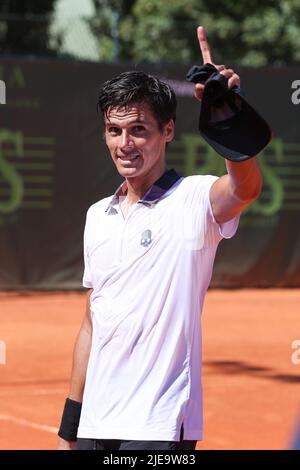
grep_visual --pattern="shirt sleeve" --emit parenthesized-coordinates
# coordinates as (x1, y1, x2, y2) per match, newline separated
(182, 175, 240, 249)
(82, 207, 93, 288)
(202, 175, 240, 248)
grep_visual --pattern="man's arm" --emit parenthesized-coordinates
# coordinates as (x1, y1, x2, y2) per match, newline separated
(57, 288, 93, 450)
(195, 26, 263, 223)
(210, 157, 262, 224)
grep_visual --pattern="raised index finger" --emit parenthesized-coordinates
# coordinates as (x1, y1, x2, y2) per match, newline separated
(197, 26, 213, 64)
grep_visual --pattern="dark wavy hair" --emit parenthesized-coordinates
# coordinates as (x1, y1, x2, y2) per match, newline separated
(97, 71, 177, 132)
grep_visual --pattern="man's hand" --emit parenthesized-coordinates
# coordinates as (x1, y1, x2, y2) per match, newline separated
(57, 436, 77, 450)
(194, 26, 240, 102)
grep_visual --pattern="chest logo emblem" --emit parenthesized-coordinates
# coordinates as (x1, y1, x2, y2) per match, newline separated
(141, 229, 152, 247)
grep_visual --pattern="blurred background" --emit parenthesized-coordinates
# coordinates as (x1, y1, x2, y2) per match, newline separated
(0, 0, 300, 451)
(0, 0, 300, 288)
(1, 0, 300, 288)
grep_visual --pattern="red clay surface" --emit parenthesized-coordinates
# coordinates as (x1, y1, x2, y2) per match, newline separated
(0, 289, 299, 450)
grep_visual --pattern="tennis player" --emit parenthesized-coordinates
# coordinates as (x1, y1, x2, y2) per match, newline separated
(57, 26, 263, 451)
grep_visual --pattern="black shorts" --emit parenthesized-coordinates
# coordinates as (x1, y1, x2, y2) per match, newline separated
(77, 424, 197, 450)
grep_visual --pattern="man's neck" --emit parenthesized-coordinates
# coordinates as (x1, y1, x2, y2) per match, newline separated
(124, 165, 167, 203)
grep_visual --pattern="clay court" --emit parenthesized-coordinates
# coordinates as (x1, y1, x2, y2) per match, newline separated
(0, 288, 299, 450)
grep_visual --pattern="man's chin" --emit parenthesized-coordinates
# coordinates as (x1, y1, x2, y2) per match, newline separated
(117, 165, 142, 178)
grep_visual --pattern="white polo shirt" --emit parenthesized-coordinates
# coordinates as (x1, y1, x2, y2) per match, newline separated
(77, 169, 239, 441)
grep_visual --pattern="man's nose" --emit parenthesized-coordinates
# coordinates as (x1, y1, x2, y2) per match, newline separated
(120, 130, 134, 150)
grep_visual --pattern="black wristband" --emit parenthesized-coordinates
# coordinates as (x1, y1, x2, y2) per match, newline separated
(58, 398, 82, 441)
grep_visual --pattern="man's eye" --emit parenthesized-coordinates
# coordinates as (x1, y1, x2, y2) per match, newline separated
(132, 126, 146, 132)
(108, 127, 119, 134)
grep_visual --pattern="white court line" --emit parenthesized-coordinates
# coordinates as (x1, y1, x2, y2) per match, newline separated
(0, 414, 58, 434)
(0, 388, 66, 396)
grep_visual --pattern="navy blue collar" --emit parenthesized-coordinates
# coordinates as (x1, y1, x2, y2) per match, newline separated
(105, 168, 182, 213)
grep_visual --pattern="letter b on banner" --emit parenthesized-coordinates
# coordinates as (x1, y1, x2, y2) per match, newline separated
(0, 80, 6, 104)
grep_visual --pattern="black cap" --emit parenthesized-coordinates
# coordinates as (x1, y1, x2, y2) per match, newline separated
(186, 63, 272, 162)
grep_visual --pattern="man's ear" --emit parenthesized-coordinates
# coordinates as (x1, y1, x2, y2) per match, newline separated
(164, 119, 175, 142)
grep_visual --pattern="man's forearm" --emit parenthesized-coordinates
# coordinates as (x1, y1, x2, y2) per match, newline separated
(68, 326, 92, 402)
(225, 157, 263, 202)
(57, 292, 92, 448)
(68, 290, 93, 402)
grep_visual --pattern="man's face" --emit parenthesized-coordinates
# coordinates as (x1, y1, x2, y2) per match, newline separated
(104, 102, 174, 179)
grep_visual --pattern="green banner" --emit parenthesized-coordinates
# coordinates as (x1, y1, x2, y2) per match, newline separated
(0, 59, 299, 288)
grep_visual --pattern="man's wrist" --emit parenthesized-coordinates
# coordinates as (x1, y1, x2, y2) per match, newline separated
(58, 398, 82, 441)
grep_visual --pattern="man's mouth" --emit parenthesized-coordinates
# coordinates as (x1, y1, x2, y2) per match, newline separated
(117, 154, 140, 161)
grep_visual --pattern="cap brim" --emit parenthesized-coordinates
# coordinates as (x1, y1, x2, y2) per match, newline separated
(199, 90, 272, 162)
